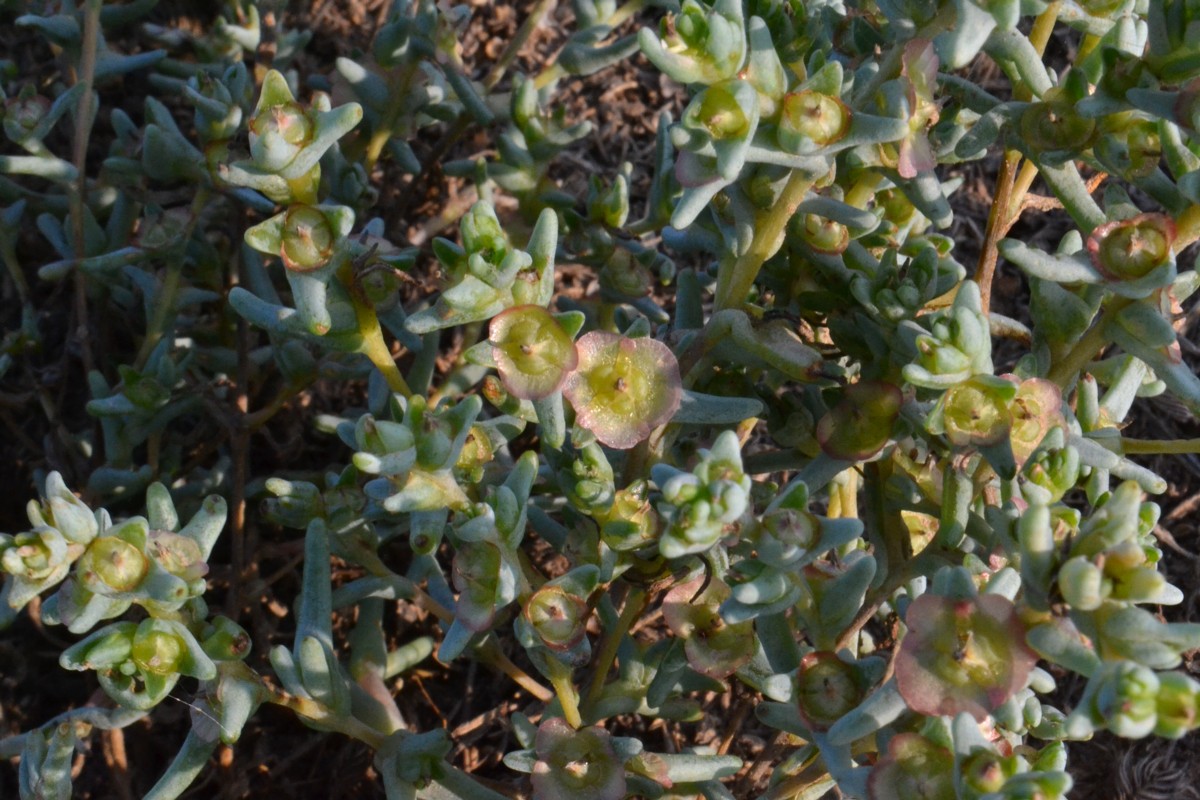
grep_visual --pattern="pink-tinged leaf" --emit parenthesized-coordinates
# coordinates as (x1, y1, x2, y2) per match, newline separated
(563, 332, 682, 450)
(898, 131, 936, 179)
(489, 305, 579, 400)
(894, 594, 1037, 721)
(901, 39, 939, 106)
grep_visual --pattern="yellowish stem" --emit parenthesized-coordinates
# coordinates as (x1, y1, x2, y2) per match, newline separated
(714, 170, 816, 311)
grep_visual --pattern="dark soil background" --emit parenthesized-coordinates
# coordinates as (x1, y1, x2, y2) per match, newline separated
(1, 1, 1199, 798)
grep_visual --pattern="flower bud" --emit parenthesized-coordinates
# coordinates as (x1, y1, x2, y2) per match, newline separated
(248, 74, 313, 173)
(3, 86, 49, 145)
(30, 472, 98, 545)
(1057, 556, 1109, 610)
(1, 527, 74, 608)
(960, 749, 1016, 795)
(1154, 671, 1200, 738)
(800, 213, 850, 254)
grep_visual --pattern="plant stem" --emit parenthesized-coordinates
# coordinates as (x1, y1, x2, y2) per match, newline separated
(975, 150, 1020, 316)
(544, 658, 583, 728)
(135, 189, 211, 370)
(346, 266, 412, 396)
(1119, 437, 1200, 455)
(363, 64, 419, 172)
(1026, 2, 1062, 71)
(1045, 297, 1131, 388)
(714, 170, 815, 311)
(486, 0, 557, 91)
(582, 585, 646, 714)
(69, 0, 102, 381)
(265, 685, 388, 750)
(476, 638, 554, 702)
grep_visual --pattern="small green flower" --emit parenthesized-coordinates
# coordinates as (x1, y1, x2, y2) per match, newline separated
(868, 733, 955, 800)
(532, 718, 627, 800)
(563, 332, 682, 449)
(930, 375, 1016, 447)
(662, 575, 755, 679)
(244, 204, 355, 274)
(79, 535, 149, 593)
(599, 481, 660, 552)
(684, 80, 754, 141)
(1019, 96, 1096, 158)
(816, 380, 903, 460)
(524, 584, 591, 653)
(795, 652, 869, 731)
(1086, 213, 1176, 293)
(1008, 378, 1063, 467)
(894, 594, 1037, 721)
(778, 91, 851, 154)
(489, 305, 579, 400)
